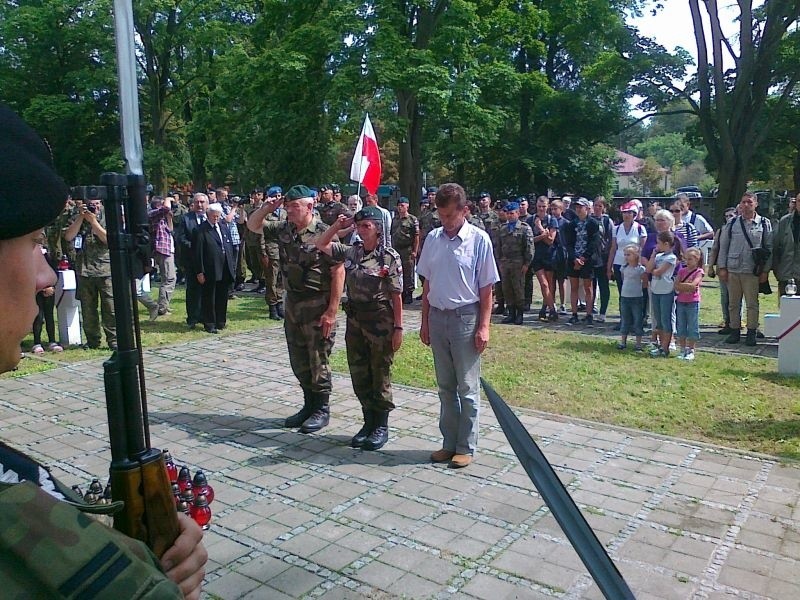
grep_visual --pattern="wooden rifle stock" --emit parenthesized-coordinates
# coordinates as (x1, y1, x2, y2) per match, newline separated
(101, 173, 180, 558)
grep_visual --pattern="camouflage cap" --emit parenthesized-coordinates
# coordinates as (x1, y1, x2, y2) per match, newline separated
(0, 104, 69, 240)
(354, 206, 383, 222)
(285, 185, 314, 201)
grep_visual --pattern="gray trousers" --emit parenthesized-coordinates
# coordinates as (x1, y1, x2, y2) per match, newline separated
(429, 303, 481, 455)
(154, 252, 176, 313)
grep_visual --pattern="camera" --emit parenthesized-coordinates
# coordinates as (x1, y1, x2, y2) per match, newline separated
(71, 185, 107, 201)
(85, 204, 98, 214)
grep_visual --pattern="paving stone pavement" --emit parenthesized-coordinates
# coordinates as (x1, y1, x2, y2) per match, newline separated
(1, 314, 798, 600)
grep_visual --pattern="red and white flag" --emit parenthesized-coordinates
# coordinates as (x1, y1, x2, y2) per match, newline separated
(349, 114, 381, 195)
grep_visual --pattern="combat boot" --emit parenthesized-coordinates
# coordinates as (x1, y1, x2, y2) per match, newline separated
(268, 304, 280, 320)
(275, 302, 285, 319)
(363, 410, 389, 451)
(300, 392, 330, 433)
(501, 307, 516, 324)
(514, 306, 524, 325)
(492, 301, 505, 315)
(285, 389, 314, 428)
(350, 407, 375, 448)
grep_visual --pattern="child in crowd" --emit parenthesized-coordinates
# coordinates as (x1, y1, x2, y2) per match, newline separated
(646, 231, 678, 358)
(617, 244, 647, 351)
(674, 247, 704, 360)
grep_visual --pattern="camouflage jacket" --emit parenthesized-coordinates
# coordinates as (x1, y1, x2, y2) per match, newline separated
(478, 210, 499, 232)
(467, 215, 486, 231)
(331, 242, 402, 305)
(262, 217, 343, 294)
(71, 209, 112, 278)
(418, 209, 441, 251)
(0, 441, 180, 599)
(390, 214, 419, 250)
(243, 202, 266, 248)
(495, 220, 534, 264)
(317, 201, 351, 227)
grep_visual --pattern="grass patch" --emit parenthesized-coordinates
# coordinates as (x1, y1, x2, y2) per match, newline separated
(332, 324, 800, 460)
(6, 285, 280, 379)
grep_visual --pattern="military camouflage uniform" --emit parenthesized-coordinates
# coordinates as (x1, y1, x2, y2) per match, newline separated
(495, 220, 534, 311)
(0, 441, 181, 598)
(262, 217, 343, 395)
(243, 202, 265, 282)
(478, 209, 499, 233)
(72, 209, 116, 348)
(260, 207, 287, 307)
(417, 209, 440, 285)
(317, 200, 351, 227)
(390, 213, 419, 298)
(333, 242, 402, 412)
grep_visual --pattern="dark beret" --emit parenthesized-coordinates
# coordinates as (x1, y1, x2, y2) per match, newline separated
(354, 206, 383, 223)
(285, 185, 314, 201)
(0, 104, 69, 240)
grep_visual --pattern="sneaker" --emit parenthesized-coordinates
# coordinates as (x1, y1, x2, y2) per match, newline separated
(548, 310, 558, 322)
(616, 342, 627, 351)
(583, 315, 594, 326)
(31, 344, 44, 355)
(596, 314, 606, 323)
(148, 306, 159, 322)
(634, 344, 644, 352)
(612, 323, 621, 331)
(577, 301, 587, 311)
(649, 346, 664, 358)
(47, 342, 64, 353)
(668, 341, 677, 352)
(567, 315, 579, 325)
(558, 304, 568, 315)
(683, 349, 695, 361)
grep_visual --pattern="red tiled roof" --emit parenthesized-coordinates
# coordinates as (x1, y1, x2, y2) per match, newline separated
(614, 150, 643, 175)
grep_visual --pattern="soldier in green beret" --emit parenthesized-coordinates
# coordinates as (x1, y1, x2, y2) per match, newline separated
(0, 102, 207, 600)
(390, 197, 419, 304)
(64, 196, 117, 349)
(247, 185, 345, 433)
(316, 206, 404, 450)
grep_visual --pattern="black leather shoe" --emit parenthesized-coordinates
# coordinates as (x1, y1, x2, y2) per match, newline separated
(745, 329, 757, 346)
(350, 408, 375, 448)
(268, 304, 281, 320)
(285, 390, 314, 428)
(300, 394, 330, 433)
(204, 326, 218, 334)
(725, 331, 741, 344)
(718, 325, 735, 335)
(363, 411, 389, 451)
(276, 302, 285, 319)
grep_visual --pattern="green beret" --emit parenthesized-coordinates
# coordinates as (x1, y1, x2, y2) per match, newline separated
(397, 197, 409, 204)
(0, 104, 69, 240)
(285, 185, 314, 201)
(354, 206, 383, 223)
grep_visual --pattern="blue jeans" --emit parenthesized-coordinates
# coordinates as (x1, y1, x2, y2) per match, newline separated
(651, 291, 675, 333)
(676, 301, 700, 340)
(429, 304, 482, 455)
(619, 296, 644, 336)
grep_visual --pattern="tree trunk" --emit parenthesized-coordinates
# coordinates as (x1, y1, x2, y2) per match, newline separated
(794, 147, 800, 192)
(397, 90, 423, 215)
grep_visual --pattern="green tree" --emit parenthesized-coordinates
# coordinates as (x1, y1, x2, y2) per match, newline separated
(0, 0, 121, 183)
(632, 133, 704, 170)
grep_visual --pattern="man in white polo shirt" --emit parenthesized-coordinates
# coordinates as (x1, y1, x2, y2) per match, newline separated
(417, 183, 500, 469)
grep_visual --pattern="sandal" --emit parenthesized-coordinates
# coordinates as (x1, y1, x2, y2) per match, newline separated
(31, 344, 45, 355)
(48, 342, 64, 353)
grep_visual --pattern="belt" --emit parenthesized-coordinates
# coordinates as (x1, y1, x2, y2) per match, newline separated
(431, 302, 479, 315)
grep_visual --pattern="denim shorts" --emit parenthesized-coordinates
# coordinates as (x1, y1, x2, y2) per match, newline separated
(651, 292, 675, 333)
(676, 301, 700, 340)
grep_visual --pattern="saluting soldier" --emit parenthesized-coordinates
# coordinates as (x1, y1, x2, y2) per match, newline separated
(390, 197, 419, 304)
(261, 186, 286, 320)
(495, 200, 533, 325)
(64, 195, 117, 349)
(317, 184, 351, 227)
(316, 207, 403, 451)
(247, 185, 345, 433)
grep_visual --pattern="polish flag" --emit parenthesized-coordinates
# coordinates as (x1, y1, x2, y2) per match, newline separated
(349, 114, 381, 195)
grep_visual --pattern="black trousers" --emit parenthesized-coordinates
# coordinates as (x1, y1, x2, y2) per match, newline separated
(185, 270, 202, 325)
(201, 273, 232, 329)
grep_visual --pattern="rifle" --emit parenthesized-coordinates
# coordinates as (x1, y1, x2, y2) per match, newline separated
(100, 0, 180, 557)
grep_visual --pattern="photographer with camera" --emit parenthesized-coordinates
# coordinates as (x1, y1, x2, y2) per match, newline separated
(717, 191, 773, 346)
(64, 192, 117, 349)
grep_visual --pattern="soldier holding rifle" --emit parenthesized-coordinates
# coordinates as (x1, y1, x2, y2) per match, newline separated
(0, 105, 207, 598)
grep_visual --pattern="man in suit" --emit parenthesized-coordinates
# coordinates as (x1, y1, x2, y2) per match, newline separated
(194, 202, 236, 334)
(176, 193, 208, 328)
